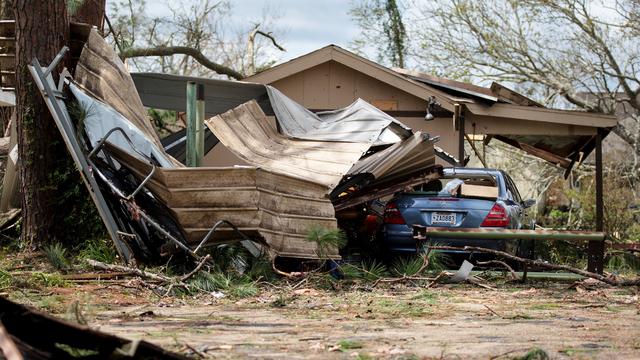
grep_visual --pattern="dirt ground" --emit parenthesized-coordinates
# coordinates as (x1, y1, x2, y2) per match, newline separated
(6, 278, 640, 359)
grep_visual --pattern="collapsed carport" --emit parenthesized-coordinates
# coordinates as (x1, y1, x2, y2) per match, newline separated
(30, 28, 442, 264)
(131, 66, 618, 273)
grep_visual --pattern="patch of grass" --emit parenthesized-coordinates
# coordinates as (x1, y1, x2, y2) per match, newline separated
(37, 295, 66, 311)
(361, 259, 388, 280)
(425, 245, 453, 272)
(246, 254, 275, 281)
(337, 339, 363, 350)
(230, 282, 258, 298)
(529, 303, 560, 310)
(410, 290, 439, 305)
(0, 268, 13, 290)
(391, 256, 424, 277)
(558, 347, 594, 356)
(514, 347, 549, 360)
(340, 260, 389, 281)
(188, 271, 258, 298)
(605, 305, 622, 313)
(43, 243, 69, 270)
(29, 272, 67, 288)
(373, 299, 427, 317)
(78, 238, 117, 264)
(504, 313, 534, 320)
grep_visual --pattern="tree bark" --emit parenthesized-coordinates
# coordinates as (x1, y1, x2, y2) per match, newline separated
(71, 0, 105, 32)
(13, 0, 68, 248)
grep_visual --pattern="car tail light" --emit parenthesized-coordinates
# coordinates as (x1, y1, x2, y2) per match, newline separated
(384, 202, 406, 225)
(481, 203, 509, 227)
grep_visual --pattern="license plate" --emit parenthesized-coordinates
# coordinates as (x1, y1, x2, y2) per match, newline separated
(431, 212, 456, 225)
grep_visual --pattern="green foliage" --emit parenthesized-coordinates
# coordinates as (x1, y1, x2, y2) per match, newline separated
(0, 268, 13, 290)
(606, 252, 640, 274)
(391, 256, 424, 277)
(246, 254, 276, 281)
(188, 271, 258, 298)
(342, 259, 388, 281)
(350, 0, 407, 67)
(514, 347, 549, 360)
(148, 108, 179, 138)
(29, 272, 67, 288)
(306, 227, 347, 259)
(44, 243, 69, 270)
(425, 246, 452, 272)
(77, 238, 117, 264)
(337, 339, 363, 351)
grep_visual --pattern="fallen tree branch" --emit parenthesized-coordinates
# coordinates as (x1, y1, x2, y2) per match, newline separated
(86, 259, 172, 282)
(180, 254, 211, 282)
(477, 260, 518, 281)
(429, 246, 640, 286)
(119, 46, 245, 79)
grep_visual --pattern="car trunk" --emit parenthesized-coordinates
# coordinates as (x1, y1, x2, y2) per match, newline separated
(396, 196, 495, 229)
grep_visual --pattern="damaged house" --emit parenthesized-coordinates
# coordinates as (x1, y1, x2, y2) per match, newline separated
(26, 26, 617, 272)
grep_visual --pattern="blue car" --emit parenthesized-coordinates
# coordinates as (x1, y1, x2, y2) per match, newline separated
(380, 167, 535, 260)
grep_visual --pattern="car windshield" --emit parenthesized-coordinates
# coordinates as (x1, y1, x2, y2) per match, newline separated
(407, 175, 499, 200)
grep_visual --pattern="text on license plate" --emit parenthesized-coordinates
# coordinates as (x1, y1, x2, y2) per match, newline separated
(431, 212, 456, 225)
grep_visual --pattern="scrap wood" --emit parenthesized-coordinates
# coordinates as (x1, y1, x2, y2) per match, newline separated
(430, 245, 640, 286)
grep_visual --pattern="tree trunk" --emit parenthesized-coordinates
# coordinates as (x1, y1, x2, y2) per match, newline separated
(13, 0, 68, 248)
(71, 0, 105, 32)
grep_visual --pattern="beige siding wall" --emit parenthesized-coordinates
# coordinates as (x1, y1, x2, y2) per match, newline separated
(271, 60, 426, 111)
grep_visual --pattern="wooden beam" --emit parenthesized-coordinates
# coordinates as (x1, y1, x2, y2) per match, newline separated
(588, 128, 605, 274)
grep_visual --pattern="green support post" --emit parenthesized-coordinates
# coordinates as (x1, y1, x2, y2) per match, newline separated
(186, 81, 197, 167)
(196, 84, 205, 167)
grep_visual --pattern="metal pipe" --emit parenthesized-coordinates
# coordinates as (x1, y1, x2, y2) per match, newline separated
(414, 227, 605, 242)
(196, 83, 205, 167)
(186, 81, 197, 167)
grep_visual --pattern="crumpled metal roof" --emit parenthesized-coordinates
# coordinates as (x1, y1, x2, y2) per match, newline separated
(205, 100, 372, 189)
(347, 132, 436, 180)
(266, 86, 411, 145)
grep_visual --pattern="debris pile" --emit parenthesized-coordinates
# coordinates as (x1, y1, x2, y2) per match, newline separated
(29, 28, 440, 265)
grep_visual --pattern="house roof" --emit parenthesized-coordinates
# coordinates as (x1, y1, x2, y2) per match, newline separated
(243, 44, 618, 171)
(244, 45, 467, 112)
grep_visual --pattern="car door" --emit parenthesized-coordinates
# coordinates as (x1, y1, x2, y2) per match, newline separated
(503, 173, 524, 229)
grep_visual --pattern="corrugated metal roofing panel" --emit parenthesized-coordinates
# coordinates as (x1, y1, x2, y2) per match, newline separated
(205, 100, 371, 190)
(109, 146, 340, 260)
(347, 132, 436, 180)
(74, 29, 162, 147)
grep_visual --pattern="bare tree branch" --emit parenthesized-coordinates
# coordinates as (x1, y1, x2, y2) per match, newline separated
(246, 23, 285, 76)
(120, 45, 245, 79)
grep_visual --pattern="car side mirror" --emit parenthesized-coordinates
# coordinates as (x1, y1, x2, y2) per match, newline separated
(522, 199, 536, 209)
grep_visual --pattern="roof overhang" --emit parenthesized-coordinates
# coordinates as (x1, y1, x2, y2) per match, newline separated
(131, 72, 273, 116)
